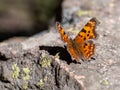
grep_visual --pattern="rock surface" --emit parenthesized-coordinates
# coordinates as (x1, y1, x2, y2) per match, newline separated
(0, 0, 120, 90)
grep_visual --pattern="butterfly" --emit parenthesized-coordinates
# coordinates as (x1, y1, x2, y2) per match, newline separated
(56, 17, 100, 62)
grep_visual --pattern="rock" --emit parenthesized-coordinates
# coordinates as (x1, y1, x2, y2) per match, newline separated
(0, 0, 120, 90)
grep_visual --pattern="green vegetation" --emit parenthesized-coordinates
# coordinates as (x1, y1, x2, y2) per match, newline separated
(22, 68, 31, 81)
(23, 81, 29, 90)
(100, 79, 109, 85)
(37, 76, 48, 89)
(12, 64, 20, 79)
(55, 52, 60, 59)
(43, 76, 47, 82)
(76, 10, 91, 17)
(39, 55, 52, 68)
(102, 79, 109, 85)
(37, 79, 44, 88)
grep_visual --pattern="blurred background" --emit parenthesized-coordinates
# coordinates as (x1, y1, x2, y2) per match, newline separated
(0, 0, 119, 42)
(0, 0, 63, 41)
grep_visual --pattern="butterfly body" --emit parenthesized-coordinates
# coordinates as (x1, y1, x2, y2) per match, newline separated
(66, 39, 82, 61)
(56, 17, 99, 62)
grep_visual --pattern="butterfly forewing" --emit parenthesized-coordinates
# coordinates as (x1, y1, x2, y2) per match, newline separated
(56, 22, 81, 61)
(74, 17, 99, 44)
(56, 22, 70, 44)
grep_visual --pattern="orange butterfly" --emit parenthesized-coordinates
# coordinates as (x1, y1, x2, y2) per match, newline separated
(56, 17, 100, 62)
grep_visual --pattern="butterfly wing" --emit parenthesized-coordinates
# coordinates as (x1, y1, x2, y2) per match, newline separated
(56, 18, 99, 61)
(67, 43, 80, 61)
(79, 41, 95, 60)
(74, 17, 100, 61)
(56, 22, 80, 61)
(56, 22, 70, 44)
(74, 17, 100, 44)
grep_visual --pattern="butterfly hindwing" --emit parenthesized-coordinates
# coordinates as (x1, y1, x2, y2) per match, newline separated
(80, 41, 95, 61)
(67, 43, 80, 61)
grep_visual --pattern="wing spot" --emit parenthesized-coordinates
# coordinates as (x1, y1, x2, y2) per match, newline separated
(63, 32, 66, 35)
(81, 29, 86, 33)
(88, 31, 90, 33)
(80, 35, 83, 37)
(87, 34, 89, 36)
(84, 37, 86, 40)
(86, 23, 92, 28)
(84, 43, 87, 48)
(84, 46, 86, 48)
(86, 23, 90, 26)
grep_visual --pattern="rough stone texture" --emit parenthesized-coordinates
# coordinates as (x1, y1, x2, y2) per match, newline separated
(0, 0, 120, 90)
